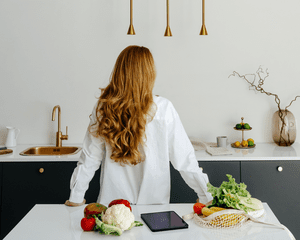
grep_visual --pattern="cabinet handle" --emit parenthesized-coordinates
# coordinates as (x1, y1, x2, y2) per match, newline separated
(277, 166, 283, 172)
(39, 168, 44, 174)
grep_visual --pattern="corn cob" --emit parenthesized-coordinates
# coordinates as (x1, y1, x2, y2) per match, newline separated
(202, 207, 246, 227)
(210, 207, 227, 212)
(209, 214, 246, 227)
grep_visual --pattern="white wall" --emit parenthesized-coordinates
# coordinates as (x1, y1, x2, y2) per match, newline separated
(1, 0, 300, 146)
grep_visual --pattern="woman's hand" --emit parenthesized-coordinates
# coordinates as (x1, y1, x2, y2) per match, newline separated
(65, 199, 86, 207)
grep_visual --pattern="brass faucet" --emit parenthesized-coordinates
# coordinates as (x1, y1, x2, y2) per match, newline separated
(52, 105, 68, 147)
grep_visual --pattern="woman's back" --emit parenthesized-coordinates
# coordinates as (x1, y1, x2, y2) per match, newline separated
(87, 95, 212, 205)
(67, 46, 212, 206)
(98, 95, 173, 204)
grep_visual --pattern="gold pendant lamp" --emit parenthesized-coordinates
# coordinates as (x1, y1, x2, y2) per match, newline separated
(200, 0, 208, 35)
(164, 0, 172, 37)
(127, 0, 135, 35)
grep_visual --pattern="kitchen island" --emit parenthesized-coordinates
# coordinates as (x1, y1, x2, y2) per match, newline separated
(3, 203, 294, 240)
(0, 143, 299, 239)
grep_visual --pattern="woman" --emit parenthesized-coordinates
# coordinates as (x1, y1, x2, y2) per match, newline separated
(65, 45, 212, 206)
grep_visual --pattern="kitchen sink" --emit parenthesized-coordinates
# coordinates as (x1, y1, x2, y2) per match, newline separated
(19, 146, 82, 156)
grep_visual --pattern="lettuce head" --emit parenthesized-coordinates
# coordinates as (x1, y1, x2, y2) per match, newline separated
(207, 174, 262, 213)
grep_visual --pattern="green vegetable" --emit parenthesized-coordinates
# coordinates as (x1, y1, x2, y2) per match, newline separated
(127, 221, 143, 230)
(207, 174, 262, 213)
(93, 215, 143, 236)
(93, 215, 123, 236)
(238, 196, 263, 211)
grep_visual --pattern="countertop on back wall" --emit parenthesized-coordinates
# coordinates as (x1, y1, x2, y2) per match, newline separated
(1, 142, 300, 162)
(194, 142, 300, 161)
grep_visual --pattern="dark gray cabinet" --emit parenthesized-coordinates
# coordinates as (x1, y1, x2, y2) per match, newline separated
(170, 161, 241, 203)
(0, 161, 100, 239)
(241, 161, 300, 240)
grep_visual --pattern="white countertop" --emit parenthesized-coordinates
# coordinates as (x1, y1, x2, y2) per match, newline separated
(1, 142, 300, 162)
(3, 203, 294, 240)
(194, 142, 300, 161)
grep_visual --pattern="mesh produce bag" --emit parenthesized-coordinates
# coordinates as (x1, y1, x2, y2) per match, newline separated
(183, 209, 295, 240)
(187, 209, 257, 229)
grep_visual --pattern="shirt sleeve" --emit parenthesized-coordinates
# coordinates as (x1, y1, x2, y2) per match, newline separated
(68, 105, 105, 203)
(167, 102, 213, 204)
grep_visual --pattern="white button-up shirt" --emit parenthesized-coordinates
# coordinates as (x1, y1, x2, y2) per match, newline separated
(69, 96, 213, 205)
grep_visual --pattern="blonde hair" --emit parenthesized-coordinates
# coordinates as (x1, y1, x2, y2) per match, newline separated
(90, 45, 156, 165)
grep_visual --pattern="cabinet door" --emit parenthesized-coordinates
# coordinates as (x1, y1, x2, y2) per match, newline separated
(170, 161, 240, 203)
(0, 162, 100, 238)
(241, 161, 300, 240)
(0, 162, 75, 238)
(0, 161, 100, 239)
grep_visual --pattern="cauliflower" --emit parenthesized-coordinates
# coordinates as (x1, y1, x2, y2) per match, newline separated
(102, 204, 135, 231)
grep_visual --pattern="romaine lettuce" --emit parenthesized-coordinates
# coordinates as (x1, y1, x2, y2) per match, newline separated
(207, 174, 262, 213)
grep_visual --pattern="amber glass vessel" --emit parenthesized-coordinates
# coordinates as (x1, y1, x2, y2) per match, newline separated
(272, 110, 296, 146)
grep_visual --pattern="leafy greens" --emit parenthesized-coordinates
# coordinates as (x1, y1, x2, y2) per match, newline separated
(207, 174, 262, 213)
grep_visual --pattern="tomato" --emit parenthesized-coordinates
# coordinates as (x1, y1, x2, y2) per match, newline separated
(108, 199, 132, 211)
(81, 217, 96, 231)
(193, 202, 206, 215)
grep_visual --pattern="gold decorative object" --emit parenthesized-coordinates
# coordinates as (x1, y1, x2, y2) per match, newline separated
(164, 0, 172, 37)
(127, 0, 135, 35)
(200, 0, 208, 35)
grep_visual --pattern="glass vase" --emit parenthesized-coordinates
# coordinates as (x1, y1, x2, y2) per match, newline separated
(272, 109, 296, 146)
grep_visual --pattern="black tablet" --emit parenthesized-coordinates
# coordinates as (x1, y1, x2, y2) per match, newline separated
(141, 210, 188, 232)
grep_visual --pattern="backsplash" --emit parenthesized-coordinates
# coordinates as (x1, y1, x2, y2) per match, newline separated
(0, 0, 300, 145)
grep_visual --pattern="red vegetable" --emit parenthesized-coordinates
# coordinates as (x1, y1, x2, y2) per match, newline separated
(84, 203, 107, 219)
(108, 199, 132, 211)
(193, 202, 206, 215)
(81, 217, 96, 231)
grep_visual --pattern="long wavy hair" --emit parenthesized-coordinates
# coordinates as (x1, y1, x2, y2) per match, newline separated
(89, 45, 157, 165)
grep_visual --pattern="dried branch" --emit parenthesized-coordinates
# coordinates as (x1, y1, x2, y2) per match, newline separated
(285, 95, 300, 110)
(229, 67, 281, 109)
(229, 66, 300, 146)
